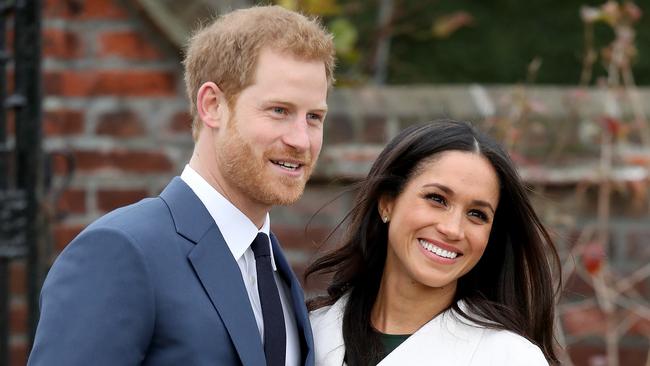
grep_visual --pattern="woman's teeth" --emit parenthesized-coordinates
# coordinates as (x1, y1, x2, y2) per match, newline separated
(418, 239, 458, 259)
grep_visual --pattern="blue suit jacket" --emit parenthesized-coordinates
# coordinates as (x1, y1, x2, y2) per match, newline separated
(28, 177, 315, 365)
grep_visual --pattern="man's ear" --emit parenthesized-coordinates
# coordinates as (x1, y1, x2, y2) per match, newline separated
(196, 81, 227, 129)
(378, 194, 394, 223)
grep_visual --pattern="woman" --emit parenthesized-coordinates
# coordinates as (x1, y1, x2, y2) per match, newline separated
(305, 120, 561, 365)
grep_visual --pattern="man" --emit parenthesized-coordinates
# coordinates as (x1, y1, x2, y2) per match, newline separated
(28, 6, 335, 366)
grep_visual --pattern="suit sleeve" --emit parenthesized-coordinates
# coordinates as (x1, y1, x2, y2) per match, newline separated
(28, 227, 156, 366)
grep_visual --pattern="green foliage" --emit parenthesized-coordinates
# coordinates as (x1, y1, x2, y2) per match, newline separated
(277, 0, 650, 85)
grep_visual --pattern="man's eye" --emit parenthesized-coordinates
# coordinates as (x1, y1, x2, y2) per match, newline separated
(272, 107, 287, 115)
(307, 113, 323, 122)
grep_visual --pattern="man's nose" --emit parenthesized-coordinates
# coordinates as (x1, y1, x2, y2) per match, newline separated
(281, 116, 310, 152)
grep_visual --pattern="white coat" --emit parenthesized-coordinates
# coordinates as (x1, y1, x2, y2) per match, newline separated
(310, 295, 549, 366)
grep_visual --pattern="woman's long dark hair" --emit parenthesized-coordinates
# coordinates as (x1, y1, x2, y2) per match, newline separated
(305, 120, 561, 365)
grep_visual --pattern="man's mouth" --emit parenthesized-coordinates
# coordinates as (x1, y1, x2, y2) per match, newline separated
(270, 159, 303, 171)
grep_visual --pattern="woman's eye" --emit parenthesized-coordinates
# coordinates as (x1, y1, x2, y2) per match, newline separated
(426, 193, 446, 206)
(468, 209, 489, 223)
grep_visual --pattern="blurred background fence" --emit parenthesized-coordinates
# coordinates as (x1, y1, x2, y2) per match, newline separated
(1, 0, 649, 365)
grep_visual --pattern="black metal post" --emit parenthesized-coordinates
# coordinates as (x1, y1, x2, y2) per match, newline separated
(0, 260, 7, 366)
(14, 0, 42, 349)
(0, 1, 10, 364)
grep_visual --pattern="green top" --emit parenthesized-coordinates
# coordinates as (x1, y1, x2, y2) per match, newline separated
(343, 331, 412, 364)
(378, 332, 411, 357)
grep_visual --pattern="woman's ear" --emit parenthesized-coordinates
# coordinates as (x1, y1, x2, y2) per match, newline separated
(196, 81, 227, 129)
(378, 194, 393, 223)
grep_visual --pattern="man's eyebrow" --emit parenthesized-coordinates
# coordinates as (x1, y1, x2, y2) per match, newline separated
(264, 100, 328, 112)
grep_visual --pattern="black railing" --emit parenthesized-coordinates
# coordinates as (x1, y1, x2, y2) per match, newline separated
(0, 0, 42, 364)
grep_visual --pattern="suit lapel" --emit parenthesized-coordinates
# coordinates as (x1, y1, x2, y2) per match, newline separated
(270, 233, 315, 366)
(160, 177, 265, 365)
(188, 228, 265, 365)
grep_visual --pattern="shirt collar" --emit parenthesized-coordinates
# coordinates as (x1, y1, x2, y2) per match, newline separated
(180, 165, 276, 270)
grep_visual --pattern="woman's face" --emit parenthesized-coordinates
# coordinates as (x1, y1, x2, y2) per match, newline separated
(379, 150, 500, 293)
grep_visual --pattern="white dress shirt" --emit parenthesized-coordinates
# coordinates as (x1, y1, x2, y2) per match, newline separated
(181, 165, 299, 366)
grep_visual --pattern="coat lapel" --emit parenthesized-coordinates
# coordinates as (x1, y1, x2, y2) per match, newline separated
(270, 233, 315, 366)
(160, 177, 265, 365)
(378, 302, 483, 365)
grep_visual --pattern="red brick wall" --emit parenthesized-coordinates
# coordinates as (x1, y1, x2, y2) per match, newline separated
(9, 0, 190, 364)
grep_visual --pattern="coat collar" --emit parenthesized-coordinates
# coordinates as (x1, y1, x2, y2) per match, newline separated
(310, 295, 484, 366)
(160, 177, 266, 365)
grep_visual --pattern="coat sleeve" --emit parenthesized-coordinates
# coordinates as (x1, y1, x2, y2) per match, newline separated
(28, 227, 156, 366)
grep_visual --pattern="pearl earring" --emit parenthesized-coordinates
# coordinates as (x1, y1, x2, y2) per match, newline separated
(383, 216, 389, 223)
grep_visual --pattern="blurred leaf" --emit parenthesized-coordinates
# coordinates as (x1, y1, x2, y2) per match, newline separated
(580, 5, 602, 23)
(583, 241, 606, 275)
(623, 1, 642, 23)
(276, 0, 299, 11)
(601, 0, 621, 26)
(329, 17, 358, 57)
(431, 11, 474, 39)
(304, 0, 341, 16)
(601, 116, 623, 136)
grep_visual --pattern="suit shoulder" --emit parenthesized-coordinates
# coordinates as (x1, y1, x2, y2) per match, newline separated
(92, 197, 169, 229)
(87, 197, 173, 238)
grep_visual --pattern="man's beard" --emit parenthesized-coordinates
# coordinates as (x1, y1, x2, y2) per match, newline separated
(216, 117, 315, 207)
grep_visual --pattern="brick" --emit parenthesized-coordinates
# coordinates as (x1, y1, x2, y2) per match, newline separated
(9, 261, 25, 296)
(64, 150, 173, 173)
(96, 189, 148, 212)
(630, 315, 650, 336)
(43, 28, 82, 59)
(563, 273, 595, 300)
(169, 111, 192, 133)
(50, 151, 76, 177)
(53, 224, 85, 252)
(6, 29, 14, 52)
(10, 302, 27, 334)
(96, 111, 145, 137)
(6, 69, 14, 95)
(561, 305, 606, 336)
(44, 70, 177, 97)
(272, 226, 331, 251)
(44, 0, 128, 19)
(324, 114, 355, 144)
(98, 31, 162, 60)
(6, 109, 15, 135)
(362, 114, 386, 143)
(56, 188, 86, 214)
(43, 109, 84, 136)
(625, 229, 650, 260)
(566, 344, 648, 366)
(398, 114, 424, 130)
(10, 342, 27, 366)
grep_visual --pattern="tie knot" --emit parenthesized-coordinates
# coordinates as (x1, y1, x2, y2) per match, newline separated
(251, 232, 271, 258)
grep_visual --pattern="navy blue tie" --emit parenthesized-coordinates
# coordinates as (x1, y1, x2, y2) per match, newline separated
(251, 233, 286, 366)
